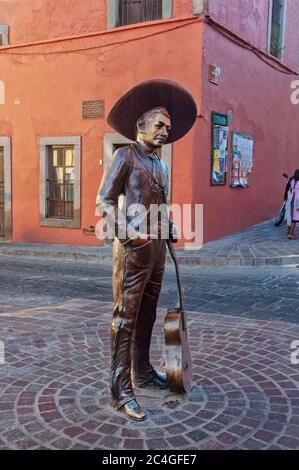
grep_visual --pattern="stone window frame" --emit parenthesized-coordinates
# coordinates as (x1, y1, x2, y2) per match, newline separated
(103, 132, 172, 201)
(267, 0, 288, 61)
(0, 25, 9, 46)
(39, 136, 81, 229)
(192, 0, 209, 16)
(0, 137, 12, 240)
(0, 81, 4, 105)
(107, 0, 173, 28)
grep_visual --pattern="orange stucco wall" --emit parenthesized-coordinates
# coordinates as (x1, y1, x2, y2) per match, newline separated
(1, 0, 299, 246)
(0, 0, 194, 44)
(0, 1, 202, 245)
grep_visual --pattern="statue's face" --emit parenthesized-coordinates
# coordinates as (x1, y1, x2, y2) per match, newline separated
(140, 112, 171, 149)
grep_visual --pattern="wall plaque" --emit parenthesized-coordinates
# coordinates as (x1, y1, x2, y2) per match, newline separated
(82, 100, 104, 119)
(209, 64, 221, 85)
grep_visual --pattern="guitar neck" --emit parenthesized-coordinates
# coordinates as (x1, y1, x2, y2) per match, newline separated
(167, 240, 183, 311)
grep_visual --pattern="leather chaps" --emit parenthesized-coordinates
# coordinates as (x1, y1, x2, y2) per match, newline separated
(110, 237, 166, 409)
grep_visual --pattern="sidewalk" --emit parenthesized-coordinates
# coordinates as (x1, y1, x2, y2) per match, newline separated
(0, 299, 299, 450)
(1, 219, 299, 266)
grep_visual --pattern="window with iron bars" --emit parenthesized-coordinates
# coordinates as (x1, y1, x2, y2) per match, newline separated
(117, 0, 163, 27)
(47, 145, 75, 220)
(0, 25, 9, 46)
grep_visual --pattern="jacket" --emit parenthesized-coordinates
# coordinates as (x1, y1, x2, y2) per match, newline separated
(97, 142, 173, 245)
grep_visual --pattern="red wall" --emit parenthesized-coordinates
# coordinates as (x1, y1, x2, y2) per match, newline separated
(0, 1, 202, 245)
(208, 0, 299, 73)
(195, 22, 299, 242)
(284, 0, 299, 72)
(208, 0, 269, 50)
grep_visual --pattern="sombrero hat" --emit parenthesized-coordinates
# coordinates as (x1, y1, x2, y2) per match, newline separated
(107, 78, 197, 144)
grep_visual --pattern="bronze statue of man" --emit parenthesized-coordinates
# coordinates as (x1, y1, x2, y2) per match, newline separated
(97, 79, 197, 421)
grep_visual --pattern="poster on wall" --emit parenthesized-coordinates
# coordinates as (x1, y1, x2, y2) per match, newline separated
(230, 132, 254, 188)
(211, 112, 229, 185)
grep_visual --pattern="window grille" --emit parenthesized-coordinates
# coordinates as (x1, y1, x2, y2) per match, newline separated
(47, 146, 75, 219)
(270, 0, 285, 59)
(117, 0, 162, 27)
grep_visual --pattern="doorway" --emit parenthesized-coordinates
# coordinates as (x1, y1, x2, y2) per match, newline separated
(0, 138, 11, 240)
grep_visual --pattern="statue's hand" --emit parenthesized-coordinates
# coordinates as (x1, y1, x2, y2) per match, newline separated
(170, 221, 179, 243)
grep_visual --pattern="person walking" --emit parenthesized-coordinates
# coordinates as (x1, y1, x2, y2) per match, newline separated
(286, 169, 299, 240)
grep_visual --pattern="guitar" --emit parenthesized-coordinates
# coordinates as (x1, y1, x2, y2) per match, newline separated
(164, 240, 192, 394)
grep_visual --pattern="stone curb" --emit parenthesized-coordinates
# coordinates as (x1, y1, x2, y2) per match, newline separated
(0, 245, 298, 267)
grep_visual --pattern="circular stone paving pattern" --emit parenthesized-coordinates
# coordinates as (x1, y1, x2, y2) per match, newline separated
(0, 299, 299, 450)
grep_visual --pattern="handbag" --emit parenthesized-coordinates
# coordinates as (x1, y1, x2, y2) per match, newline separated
(294, 181, 299, 210)
(292, 180, 299, 210)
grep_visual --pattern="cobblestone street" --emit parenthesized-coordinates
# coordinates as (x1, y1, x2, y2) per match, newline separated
(1, 0, 299, 454)
(0, 253, 299, 323)
(0, 249, 299, 450)
(0, 298, 299, 450)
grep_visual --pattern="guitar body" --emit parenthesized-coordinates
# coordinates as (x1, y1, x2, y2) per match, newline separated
(164, 307, 192, 394)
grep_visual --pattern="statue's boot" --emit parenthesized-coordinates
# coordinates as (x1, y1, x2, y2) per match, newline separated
(113, 398, 146, 422)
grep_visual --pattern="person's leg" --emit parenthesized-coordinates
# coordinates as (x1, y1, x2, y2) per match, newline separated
(293, 222, 297, 238)
(132, 239, 167, 386)
(110, 239, 152, 410)
(289, 222, 296, 239)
